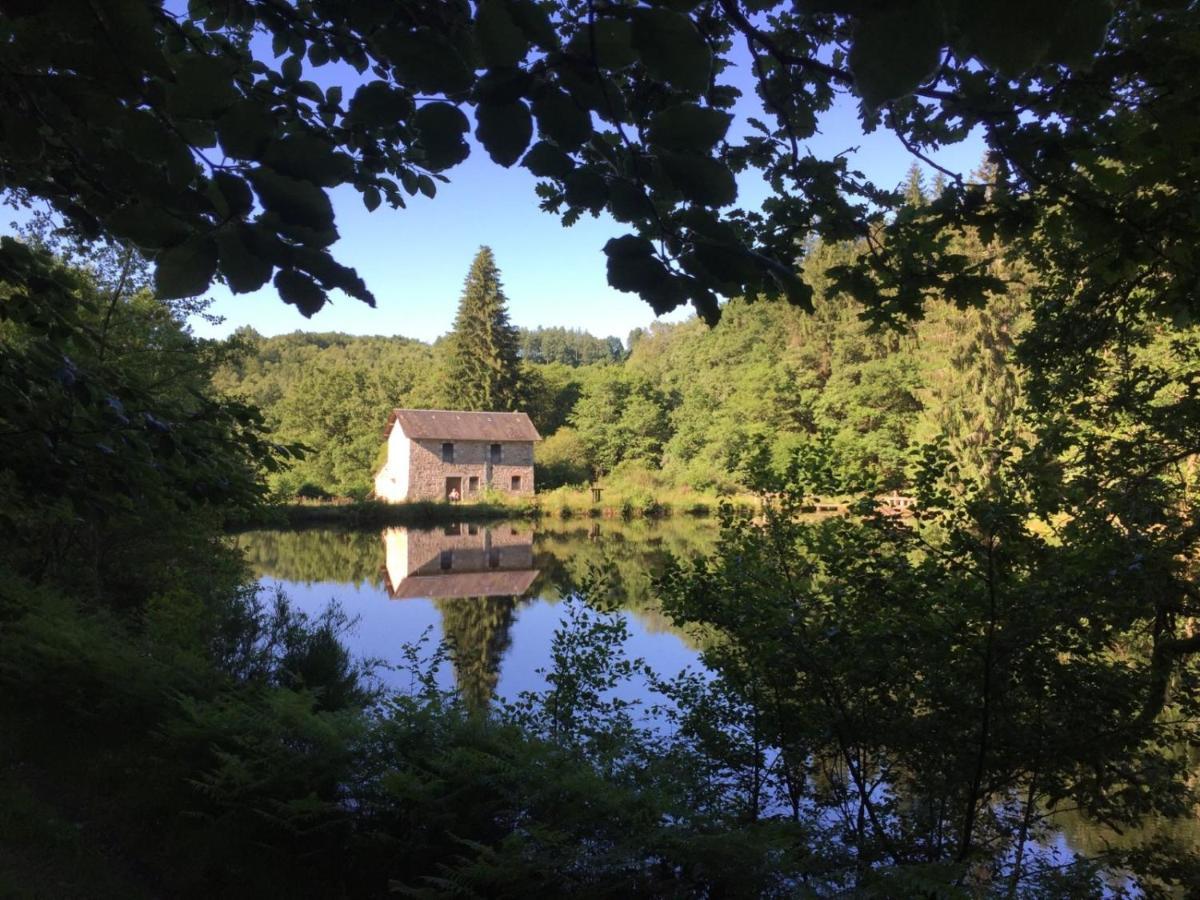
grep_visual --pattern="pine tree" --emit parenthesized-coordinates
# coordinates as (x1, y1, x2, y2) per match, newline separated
(902, 162, 928, 207)
(445, 247, 524, 411)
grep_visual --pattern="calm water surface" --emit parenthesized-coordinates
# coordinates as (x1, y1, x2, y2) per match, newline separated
(236, 518, 716, 705)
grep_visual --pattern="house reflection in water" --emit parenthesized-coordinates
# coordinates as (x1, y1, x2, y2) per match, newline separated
(382, 524, 539, 712)
(382, 523, 539, 599)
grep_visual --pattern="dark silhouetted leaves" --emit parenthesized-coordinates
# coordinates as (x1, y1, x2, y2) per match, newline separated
(248, 168, 335, 231)
(476, 101, 533, 167)
(274, 268, 325, 316)
(383, 28, 473, 94)
(849, 1, 945, 108)
(476, 0, 529, 68)
(523, 141, 574, 179)
(413, 103, 471, 171)
(216, 100, 276, 159)
(648, 104, 732, 151)
(347, 81, 414, 127)
(155, 237, 218, 298)
(659, 152, 737, 207)
(631, 8, 711, 92)
(216, 226, 273, 294)
(533, 90, 592, 150)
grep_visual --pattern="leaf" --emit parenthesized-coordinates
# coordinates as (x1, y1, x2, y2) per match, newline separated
(631, 8, 712, 92)
(476, 0, 529, 68)
(603, 234, 687, 314)
(107, 203, 192, 250)
(954, 0, 1055, 76)
(659, 152, 738, 207)
(262, 134, 354, 187)
(564, 170, 608, 212)
(413, 103, 471, 171)
(476, 101, 533, 167)
(209, 172, 254, 219)
(508, 0, 558, 50)
(533, 90, 592, 150)
(568, 19, 637, 69)
(216, 225, 273, 293)
(155, 237, 218, 299)
(648, 103, 732, 151)
(216, 100, 277, 160)
(523, 141, 575, 179)
(362, 185, 382, 212)
(248, 167, 334, 231)
(849, 0, 945, 108)
(1046, 0, 1114, 67)
(274, 268, 326, 317)
(167, 54, 239, 118)
(382, 28, 473, 94)
(347, 81, 414, 127)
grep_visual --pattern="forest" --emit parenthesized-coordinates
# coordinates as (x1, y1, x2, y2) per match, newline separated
(216, 173, 1016, 504)
(3, 0, 1200, 896)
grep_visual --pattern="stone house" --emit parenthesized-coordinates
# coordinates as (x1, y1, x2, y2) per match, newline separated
(373, 409, 540, 503)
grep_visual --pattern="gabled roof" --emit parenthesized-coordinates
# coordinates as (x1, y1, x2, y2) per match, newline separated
(383, 409, 541, 442)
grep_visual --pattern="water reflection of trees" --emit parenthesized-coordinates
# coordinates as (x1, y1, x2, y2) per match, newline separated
(436, 596, 519, 714)
(236, 529, 386, 587)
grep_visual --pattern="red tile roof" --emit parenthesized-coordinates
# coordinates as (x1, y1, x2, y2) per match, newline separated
(383, 409, 541, 442)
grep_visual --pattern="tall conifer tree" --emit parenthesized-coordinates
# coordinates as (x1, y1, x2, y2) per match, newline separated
(445, 247, 523, 411)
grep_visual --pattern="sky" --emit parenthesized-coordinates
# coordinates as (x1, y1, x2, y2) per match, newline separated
(5, 33, 987, 347)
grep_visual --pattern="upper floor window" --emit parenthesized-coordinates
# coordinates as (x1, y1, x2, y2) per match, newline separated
(490, 443, 502, 463)
(441, 442, 454, 462)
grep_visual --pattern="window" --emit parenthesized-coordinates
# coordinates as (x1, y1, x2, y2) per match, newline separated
(467, 523, 478, 536)
(468, 475, 479, 494)
(439, 550, 453, 571)
(490, 443, 502, 463)
(510, 475, 521, 491)
(444, 523, 461, 536)
(441, 442, 454, 462)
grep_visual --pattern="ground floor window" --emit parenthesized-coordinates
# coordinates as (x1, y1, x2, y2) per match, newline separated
(510, 475, 521, 491)
(468, 475, 479, 493)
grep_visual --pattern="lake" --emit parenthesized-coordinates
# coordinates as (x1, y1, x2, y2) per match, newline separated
(236, 517, 718, 707)
(236, 518, 1199, 891)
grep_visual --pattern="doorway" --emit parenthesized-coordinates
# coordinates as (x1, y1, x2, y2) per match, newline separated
(445, 476, 462, 501)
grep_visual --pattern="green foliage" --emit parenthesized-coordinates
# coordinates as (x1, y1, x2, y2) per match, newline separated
(534, 426, 591, 489)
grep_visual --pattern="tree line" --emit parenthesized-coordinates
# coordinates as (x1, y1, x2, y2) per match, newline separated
(215, 172, 1024, 500)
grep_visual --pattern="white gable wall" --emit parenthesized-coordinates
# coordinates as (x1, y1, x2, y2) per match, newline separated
(373, 428, 411, 501)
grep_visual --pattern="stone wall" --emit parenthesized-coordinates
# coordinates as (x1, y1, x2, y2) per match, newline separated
(405, 438, 535, 501)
